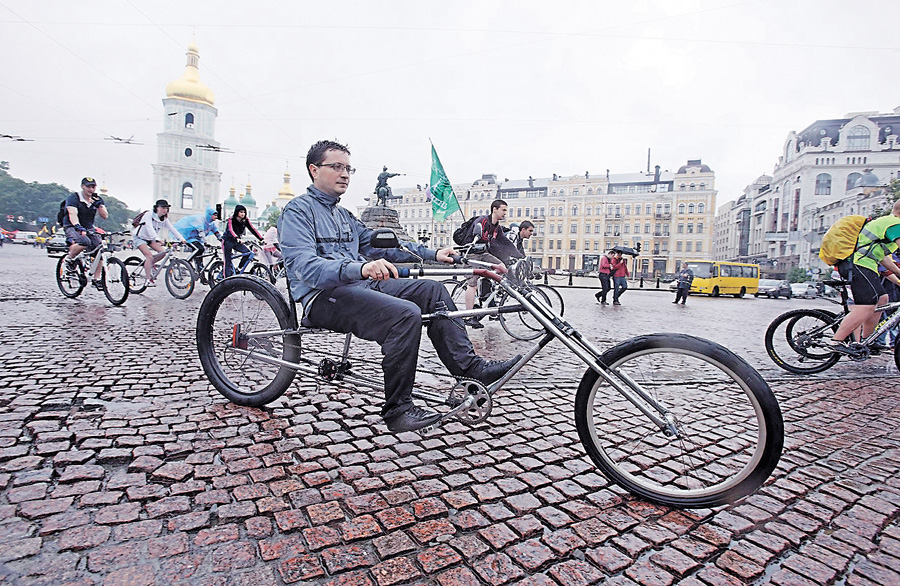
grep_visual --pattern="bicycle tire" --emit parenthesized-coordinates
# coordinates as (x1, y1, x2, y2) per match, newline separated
(250, 263, 274, 283)
(498, 286, 552, 340)
(534, 284, 565, 317)
(102, 257, 129, 306)
(445, 279, 467, 307)
(56, 256, 85, 299)
(124, 257, 148, 294)
(165, 258, 196, 299)
(196, 276, 300, 406)
(575, 333, 783, 508)
(764, 308, 841, 374)
(207, 260, 225, 288)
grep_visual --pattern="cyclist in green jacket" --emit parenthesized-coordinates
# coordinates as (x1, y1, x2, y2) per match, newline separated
(829, 200, 900, 353)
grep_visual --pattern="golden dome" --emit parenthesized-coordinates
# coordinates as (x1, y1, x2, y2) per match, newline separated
(165, 41, 215, 106)
(278, 172, 295, 198)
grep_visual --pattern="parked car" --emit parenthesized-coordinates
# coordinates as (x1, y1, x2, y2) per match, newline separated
(45, 234, 68, 256)
(790, 282, 818, 299)
(756, 279, 792, 299)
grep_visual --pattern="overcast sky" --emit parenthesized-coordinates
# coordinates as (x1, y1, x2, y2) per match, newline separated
(2, 0, 898, 214)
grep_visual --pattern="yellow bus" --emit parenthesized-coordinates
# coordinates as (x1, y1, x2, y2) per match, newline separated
(685, 260, 759, 298)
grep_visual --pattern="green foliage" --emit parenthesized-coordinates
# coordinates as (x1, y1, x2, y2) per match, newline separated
(265, 207, 281, 230)
(788, 267, 808, 283)
(0, 165, 136, 232)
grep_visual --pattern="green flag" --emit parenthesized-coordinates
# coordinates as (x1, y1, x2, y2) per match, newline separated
(427, 144, 461, 222)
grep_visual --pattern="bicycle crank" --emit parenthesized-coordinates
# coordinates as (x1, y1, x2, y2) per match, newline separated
(448, 380, 492, 425)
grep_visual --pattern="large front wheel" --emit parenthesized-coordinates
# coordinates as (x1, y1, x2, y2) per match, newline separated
(102, 257, 129, 305)
(575, 333, 783, 508)
(196, 276, 300, 406)
(764, 309, 841, 374)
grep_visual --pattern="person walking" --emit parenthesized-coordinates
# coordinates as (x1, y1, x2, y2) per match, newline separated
(611, 251, 630, 305)
(595, 249, 615, 304)
(673, 264, 694, 305)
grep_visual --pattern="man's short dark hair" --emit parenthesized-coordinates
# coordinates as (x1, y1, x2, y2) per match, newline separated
(490, 199, 508, 212)
(519, 220, 534, 230)
(306, 140, 351, 180)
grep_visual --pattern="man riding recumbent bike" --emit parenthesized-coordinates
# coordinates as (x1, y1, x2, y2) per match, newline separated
(196, 228, 783, 507)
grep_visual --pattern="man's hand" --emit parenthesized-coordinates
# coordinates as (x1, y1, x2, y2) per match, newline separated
(362, 258, 398, 281)
(435, 247, 457, 264)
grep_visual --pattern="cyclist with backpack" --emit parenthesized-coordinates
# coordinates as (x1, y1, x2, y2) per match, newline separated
(133, 199, 186, 287)
(828, 200, 900, 353)
(462, 199, 509, 328)
(223, 204, 264, 277)
(62, 177, 108, 290)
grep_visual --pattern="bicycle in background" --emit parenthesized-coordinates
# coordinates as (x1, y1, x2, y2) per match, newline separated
(124, 242, 196, 299)
(55, 231, 129, 306)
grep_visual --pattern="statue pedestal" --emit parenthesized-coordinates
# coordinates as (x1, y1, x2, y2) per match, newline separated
(360, 206, 410, 241)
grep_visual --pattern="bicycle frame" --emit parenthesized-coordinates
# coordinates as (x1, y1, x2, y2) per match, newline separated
(819, 279, 900, 349)
(229, 259, 678, 435)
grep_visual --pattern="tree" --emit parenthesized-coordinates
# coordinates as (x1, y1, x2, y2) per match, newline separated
(265, 208, 280, 230)
(0, 164, 136, 231)
(787, 267, 808, 283)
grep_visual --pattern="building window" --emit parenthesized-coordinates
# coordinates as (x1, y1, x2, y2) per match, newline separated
(689, 184, 696, 191)
(585, 206, 591, 215)
(687, 223, 694, 234)
(846, 173, 861, 190)
(679, 183, 686, 191)
(570, 240, 576, 250)
(587, 187, 593, 195)
(677, 224, 684, 234)
(846, 125, 870, 151)
(699, 183, 706, 190)
(570, 224, 578, 234)
(678, 203, 685, 214)
(815, 173, 832, 195)
(686, 241, 692, 252)
(549, 240, 554, 249)
(558, 206, 564, 216)
(184, 147, 192, 158)
(697, 223, 703, 234)
(688, 203, 695, 213)
(696, 241, 702, 252)
(550, 208, 555, 217)
(181, 182, 193, 208)
(676, 241, 683, 252)
(185, 112, 194, 128)
(572, 205, 578, 216)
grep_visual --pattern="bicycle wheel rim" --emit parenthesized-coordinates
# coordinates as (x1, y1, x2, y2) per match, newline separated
(124, 257, 148, 294)
(765, 309, 840, 374)
(578, 335, 780, 506)
(56, 256, 84, 298)
(197, 278, 298, 404)
(103, 258, 129, 305)
(166, 259, 195, 299)
(499, 287, 549, 340)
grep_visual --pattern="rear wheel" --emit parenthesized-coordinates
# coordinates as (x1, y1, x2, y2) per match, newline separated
(250, 263, 274, 283)
(445, 279, 467, 308)
(498, 286, 553, 340)
(575, 333, 783, 507)
(764, 308, 841, 374)
(165, 258, 196, 299)
(56, 256, 85, 298)
(196, 276, 300, 406)
(102, 257, 129, 305)
(124, 257, 148, 294)
(734, 286, 746, 298)
(207, 260, 225, 288)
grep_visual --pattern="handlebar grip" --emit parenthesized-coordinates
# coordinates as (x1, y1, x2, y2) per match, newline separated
(450, 254, 463, 265)
(397, 267, 410, 278)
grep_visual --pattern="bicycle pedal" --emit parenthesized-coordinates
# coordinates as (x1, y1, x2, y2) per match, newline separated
(232, 324, 249, 350)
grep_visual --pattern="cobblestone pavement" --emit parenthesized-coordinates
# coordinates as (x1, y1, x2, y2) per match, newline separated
(1, 245, 898, 585)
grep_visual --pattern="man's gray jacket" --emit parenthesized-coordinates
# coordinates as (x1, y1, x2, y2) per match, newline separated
(278, 186, 437, 307)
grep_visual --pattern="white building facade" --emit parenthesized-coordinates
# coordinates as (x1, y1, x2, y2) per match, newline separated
(152, 40, 222, 221)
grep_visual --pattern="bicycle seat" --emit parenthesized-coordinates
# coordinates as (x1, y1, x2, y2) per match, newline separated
(822, 279, 848, 287)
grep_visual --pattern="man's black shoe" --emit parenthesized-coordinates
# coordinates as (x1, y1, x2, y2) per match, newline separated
(463, 355, 522, 386)
(91, 279, 105, 291)
(384, 406, 441, 433)
(464, 317, 484, 329)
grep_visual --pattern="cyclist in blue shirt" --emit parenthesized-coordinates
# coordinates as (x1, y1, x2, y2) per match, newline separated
(62, 177, 108, 290)
(174, 207, 221, 283)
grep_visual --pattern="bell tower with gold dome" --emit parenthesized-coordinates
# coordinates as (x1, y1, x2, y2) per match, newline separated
(152, 39, 222, 220)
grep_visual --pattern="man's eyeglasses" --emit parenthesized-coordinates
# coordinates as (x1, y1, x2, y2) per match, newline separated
(316, 163, 356, 175)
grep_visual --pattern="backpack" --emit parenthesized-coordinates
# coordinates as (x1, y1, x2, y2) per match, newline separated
(818, 215, 869, 265)
(57, 200, 67, 226)
(452, 214, 478, 245)
(131, 210, 148, 229)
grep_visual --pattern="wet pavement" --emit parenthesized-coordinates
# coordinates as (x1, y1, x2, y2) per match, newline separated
(0, 244, 898, 585)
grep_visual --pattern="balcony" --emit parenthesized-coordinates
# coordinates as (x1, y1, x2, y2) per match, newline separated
(765, 231, 789, 242)
(654, 213, 671, 220)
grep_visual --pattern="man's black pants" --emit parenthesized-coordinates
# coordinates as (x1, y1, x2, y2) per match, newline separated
(597, 273, 611, 302)
(306, 279, 478, 419)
